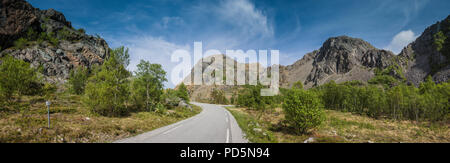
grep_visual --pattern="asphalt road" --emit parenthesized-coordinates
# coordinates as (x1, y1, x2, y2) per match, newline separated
(114, 102, 248, 143)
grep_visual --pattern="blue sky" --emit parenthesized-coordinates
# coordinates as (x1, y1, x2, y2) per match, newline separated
(28, 0, 450, 88)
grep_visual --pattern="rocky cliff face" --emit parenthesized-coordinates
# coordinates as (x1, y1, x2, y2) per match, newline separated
(0, 0, 109, 83)
(303, 36, 395, 87)
(279, 50, 316, 88)
(399, 15, 450, 85)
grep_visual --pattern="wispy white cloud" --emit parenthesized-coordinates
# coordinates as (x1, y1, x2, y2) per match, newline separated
(384, 30, 418, 54)
(216, 0, 274, 38)
(372, 0, 430, 29)
(185, 0, 274, 50)
(159, 16, 185, 29)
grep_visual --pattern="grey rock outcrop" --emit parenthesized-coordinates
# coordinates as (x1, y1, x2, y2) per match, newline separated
(399, 15, 450, 85)
(178, 100, 192, 110)
(0, 0, 109, 83)
(304, 36, 395, 87)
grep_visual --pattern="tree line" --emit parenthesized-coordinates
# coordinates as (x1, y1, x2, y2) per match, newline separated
(316, 78, 449, 121)
(232, 77, 449, 134)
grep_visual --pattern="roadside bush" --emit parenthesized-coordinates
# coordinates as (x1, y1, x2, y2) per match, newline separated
(154, 103, 167, 115)
(210, 88, 228, 105)
(176, 83, 189, 103)
(282, 89, 324, 134)
(236, 84, 278, 110)
(161, 89, 182, 109)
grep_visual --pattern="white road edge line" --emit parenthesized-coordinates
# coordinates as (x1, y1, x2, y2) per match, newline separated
(162, 125, 183, 135)
(226, 128, 230, 143)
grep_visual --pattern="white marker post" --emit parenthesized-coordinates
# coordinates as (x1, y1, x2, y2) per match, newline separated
(46, 101, 51, 128)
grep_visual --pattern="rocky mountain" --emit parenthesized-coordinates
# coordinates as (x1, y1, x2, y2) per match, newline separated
(302, 36, 396, 87)
(399, 15, 450, 85)
(181, 54, 264, 101)
(182, 15, 450, 101)
(0, 0, 109, 83)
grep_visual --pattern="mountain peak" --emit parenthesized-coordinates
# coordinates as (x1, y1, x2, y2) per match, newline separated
(301, 35, 394, 86)
(321, 36, 376, 53)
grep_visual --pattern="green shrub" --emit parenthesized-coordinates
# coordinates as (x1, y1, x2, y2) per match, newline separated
(236, 84, 278, 110)
(131, 60, 167, 111)
(176, 83, 189, 102)
(37, 32, 59, 46)
(42, 83, 57, 100)
(77, 28, 86, 34)
(21, 81, 44, 96)
(292, 81, 304, 90)
(282, 89, 324, 134)
(68, 66, 89, 95)
(154, 103, 167, 115)
(57, 28, 72, 40)
(161, 89, 182, 109)
(47, 32, 59, 46)
(211, 88, 228, 104)
(13, 38, 28, 49)
(368, 75, 398, 88)
(26, 28, 38, 39)
(0, 55, 40, 102)
(82, 47, 131, 117)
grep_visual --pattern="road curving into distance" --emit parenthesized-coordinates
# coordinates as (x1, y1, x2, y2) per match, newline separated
(115, 102, 248, 143)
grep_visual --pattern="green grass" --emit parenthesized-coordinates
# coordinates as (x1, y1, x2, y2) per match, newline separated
(0, 93, 201, 143)
(226, 106, 449, 143)
(328, 116, 376, 130)
(226, 107, 277, 143)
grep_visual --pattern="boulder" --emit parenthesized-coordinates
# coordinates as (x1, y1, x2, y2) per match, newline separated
(303, 137, 315, 143)
(178, 100, 192, 110)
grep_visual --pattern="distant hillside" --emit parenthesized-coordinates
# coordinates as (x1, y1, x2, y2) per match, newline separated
(0, 0, 109, 83)
(182, 15, 450, 101)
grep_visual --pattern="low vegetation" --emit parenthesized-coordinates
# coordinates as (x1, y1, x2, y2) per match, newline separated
(283, 88, 324, 134)
(317, 78, 449, 121)
(0, 55, 42, 102)
(176, 83, 189, 103)
(227, 106, 449, 143)
(235, 84, 282, 110)
(0, 93, 201, 143)
(0, 45, 197, 142)
(13, 28, 60, 49)
(67, 66, 89, 95)
(227, 69, 449, 142)
(210, 88, 229, 105)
